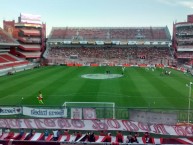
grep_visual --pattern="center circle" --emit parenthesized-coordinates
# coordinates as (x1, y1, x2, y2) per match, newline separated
(81, 74, 123, 79)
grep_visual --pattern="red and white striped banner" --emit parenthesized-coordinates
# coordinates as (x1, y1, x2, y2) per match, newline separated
(0, 119, 193, 136)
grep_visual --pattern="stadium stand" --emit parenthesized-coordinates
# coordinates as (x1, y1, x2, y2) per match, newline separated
(18, 37, 41, 44)
(0, 28, 18, 45)
(46, 27, 172, 66)
(46, 46, 171, 65)
(0, 28, 17, 44)
(0, 54, 17, 61)
(19, 44, 41, 51)
(3, 13, 46, 59)
(172, 14, 193, 65)
(0, 27, 33, 73)
(20, 29, 41, 36)
(3, 14, 193, 145)
(49, 27, 170, 40)
(0, 130, 193, 144)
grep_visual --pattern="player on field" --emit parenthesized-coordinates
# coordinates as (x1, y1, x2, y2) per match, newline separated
(122, 66, 125, 75)
(37, 91, 44, 104)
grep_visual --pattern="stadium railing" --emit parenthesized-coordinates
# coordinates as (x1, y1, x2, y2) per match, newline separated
(0, 105, 191, 123)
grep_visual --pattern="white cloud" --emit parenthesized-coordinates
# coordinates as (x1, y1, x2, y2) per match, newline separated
(178, 1, 193, 9)
(156, 0, 178, 6)
(156, 0, 193, 9)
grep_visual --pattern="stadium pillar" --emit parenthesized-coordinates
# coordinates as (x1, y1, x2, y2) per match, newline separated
(186, 82, 193, 124)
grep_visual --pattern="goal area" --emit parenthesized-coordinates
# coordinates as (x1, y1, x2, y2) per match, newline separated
(63, 102, 116, 119)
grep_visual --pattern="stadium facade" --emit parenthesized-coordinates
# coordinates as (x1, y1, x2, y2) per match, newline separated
(3, 13, 46, 60)
(172, 14, 193, 65)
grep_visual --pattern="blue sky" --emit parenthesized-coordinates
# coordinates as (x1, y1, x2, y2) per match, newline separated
(0, 0, 193, 35)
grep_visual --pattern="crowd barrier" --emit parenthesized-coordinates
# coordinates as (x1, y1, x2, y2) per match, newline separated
(0, 105, 191, 122)
(0, 133, 193, 145)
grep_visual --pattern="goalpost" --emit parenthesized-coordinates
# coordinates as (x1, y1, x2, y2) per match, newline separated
(63, 102, 116, 119)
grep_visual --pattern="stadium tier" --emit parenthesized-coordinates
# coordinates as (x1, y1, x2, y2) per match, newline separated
(20, 29, 41, 36)
(45, 26, 173, 66)
(19, 44, 41, 51)
(17, 51, 41, 58)
(0, 53, 17, 61)
(0, 130, 193, 144)
(48, 27, 171, 41)
(0, 28, 19, 45)
(0, 53, 29, 67)
(0, 27, 31, 71)
(18, 37, 41, 44)
(3, 13, 46, 59)
(172, 14, 193, 65)
(46, 46, 172, 65)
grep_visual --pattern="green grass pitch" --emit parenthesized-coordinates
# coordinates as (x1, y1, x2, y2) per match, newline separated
(0, 66, 192, 110)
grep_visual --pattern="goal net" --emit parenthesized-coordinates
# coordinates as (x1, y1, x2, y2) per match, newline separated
(63, 102, 116, 119)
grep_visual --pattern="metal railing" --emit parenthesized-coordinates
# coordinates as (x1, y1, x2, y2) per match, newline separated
(0, 105, 192, 124)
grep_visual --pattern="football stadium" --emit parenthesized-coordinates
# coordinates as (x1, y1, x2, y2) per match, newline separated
(0, 10, 193, 144)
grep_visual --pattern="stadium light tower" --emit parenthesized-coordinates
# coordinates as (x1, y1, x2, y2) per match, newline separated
(186, 82, 193, 124)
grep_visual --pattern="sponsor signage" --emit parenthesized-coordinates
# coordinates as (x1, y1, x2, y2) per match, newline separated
(120, 41, 128, 45)
(0, 107, 21, 115)
(128, 41, 137, 45)
(104, 41, 112, 44)
(161, 42, 166, 45)
(112, 41, 120, 45)
(129, 110, 177, 125)
(79, 41, 87, 44)
(0, 118, 192, 136)
(95, 41, 104, 45)
(71, 108, 82, 119)
(88, 41, 95, 44)
(20, 13, 41, 24)
(153, 42, 158, 45)
(144, 41, 151, 45)
(178, 48, 193, 51)
(21, 13, 41, 20)
(23, 107, 67, 118)
(83, 108, 96, 119)
(64, 41, 71, 44)
(15, 23, 42, 28)
(137, 41, 144, 45)
(72, 41, 79, 44)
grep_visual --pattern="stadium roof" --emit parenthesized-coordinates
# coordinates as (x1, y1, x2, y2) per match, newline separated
(17, 51, 41, 58)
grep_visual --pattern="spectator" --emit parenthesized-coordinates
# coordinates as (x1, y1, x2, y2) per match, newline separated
(57, 129, 61, 138)
(25, 129, 35, 140)
(100, 130, 106, 136)
(133, 132, 139, 143)
(44, 130, 49, 140)
(0, 129, 2, 136)
(127, 132, 133, 143)
(19, 128, 24, 136)
(53, 129, 58, 141)
(18, 128, 24, 139)
(105, 133, 111, 142)
(85, 132, 90, 141)
(64, 129, 69, 135)
(75, 131, 82, 141)
(116, 131, 123, 143)
(89, 132, 95, 142)
(144, 132, 150, 143)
